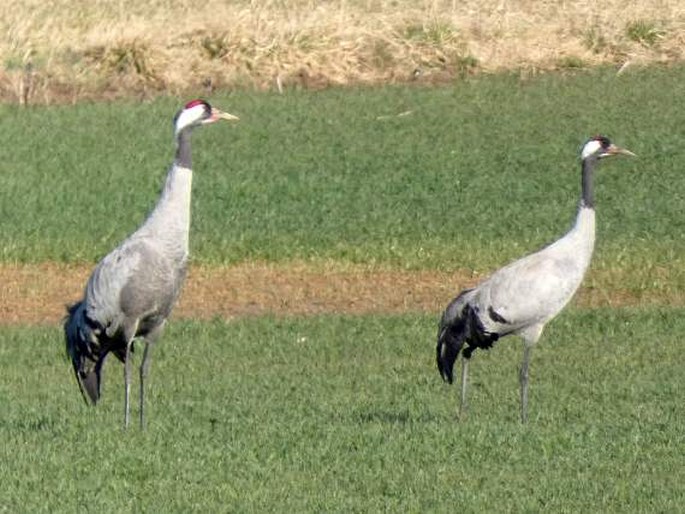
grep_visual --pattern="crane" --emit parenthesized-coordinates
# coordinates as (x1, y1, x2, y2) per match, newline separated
(64, 99, 238, 428)
(436, 136, 635, 423)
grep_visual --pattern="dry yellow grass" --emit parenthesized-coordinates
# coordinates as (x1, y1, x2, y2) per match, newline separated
(1, 0, 684, 102)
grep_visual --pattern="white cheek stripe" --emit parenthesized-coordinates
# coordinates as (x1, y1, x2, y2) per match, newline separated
(174, 105, 205, 134)
(581, 139, 602, 159)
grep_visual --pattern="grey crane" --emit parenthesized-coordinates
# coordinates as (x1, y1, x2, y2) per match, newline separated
(64, 99, 238, 428)
(436, 136, 634, 423)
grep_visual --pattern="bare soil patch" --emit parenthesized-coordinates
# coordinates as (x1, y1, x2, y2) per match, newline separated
(0, 262, 677, 326)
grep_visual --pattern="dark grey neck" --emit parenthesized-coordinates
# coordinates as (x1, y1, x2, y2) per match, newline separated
(581, 156, 597, 209)
(175, 128, 193, 169)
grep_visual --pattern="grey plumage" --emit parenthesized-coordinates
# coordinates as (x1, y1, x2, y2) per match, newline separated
(65, 99, 238, 428)
(436, 136, 635, 423)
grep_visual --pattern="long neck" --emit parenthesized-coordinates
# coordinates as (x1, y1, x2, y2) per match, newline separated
(137, 130, 194, 255)
(581, 156, 597, 209)
(146, 126, 194, 241)
(175, 128, 192, 169)
(563, 157, 597, 267)
(142, 164, 193, 242)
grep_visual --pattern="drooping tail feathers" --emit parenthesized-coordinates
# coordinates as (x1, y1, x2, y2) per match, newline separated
(437, 289, 502, 384)
(436, 312, 467, 384)
(64, 301, 101, 405)
(436, 290, 473, 384)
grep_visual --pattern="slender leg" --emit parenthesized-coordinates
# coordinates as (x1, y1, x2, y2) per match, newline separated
(520, 345, 532, 424)
(123, 340, 133, 429)
(139, 342, 152, 430)
(138, 321, 164, 429)
(459, 356, 469, 420)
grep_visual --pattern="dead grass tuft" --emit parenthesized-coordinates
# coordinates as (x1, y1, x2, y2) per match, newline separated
(1, 1, 685, 103)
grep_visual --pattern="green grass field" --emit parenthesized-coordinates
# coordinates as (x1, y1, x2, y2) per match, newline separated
(0, 309, 683, 511)
(1, 66, 684, 511)
(1, 66, 685, 273)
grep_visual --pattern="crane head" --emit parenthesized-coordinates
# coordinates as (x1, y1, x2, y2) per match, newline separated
(581, 135, 636, 160)
(173, 99, 239, 136)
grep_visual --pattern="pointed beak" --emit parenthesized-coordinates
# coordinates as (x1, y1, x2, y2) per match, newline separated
(210, 108, 239, 122)
(607, 144, 636, 157)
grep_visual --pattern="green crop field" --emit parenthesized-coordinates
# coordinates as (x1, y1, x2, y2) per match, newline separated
(1, 66, 685, 273)
(1, 65, 684, 511)
(1, 310, 683, 511)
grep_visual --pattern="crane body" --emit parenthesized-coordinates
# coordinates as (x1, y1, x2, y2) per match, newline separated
(436, 136, 634, 422)
(65, 100, 238, 428)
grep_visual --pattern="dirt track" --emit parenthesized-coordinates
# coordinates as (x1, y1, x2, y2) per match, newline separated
(0, 263, 468, 326)
(0, 262, 676, 326)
